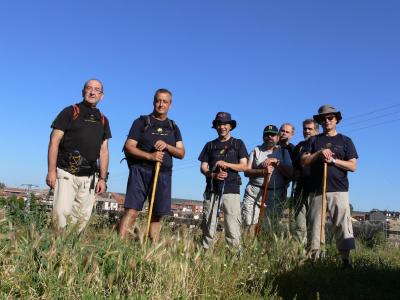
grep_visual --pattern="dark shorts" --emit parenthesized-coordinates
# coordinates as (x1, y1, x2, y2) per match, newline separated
(124, 164, 172, 217)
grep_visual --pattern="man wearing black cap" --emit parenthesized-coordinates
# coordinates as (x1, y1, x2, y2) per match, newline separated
(302, 104, 358, 268)
(198, 112, 248, 249)
(242, 125, 293, 236)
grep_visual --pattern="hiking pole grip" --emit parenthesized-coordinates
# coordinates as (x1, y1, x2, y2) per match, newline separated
(145, 161, 161, 244)
(320, 162, 328, 248)
(255, 173, 271, 236)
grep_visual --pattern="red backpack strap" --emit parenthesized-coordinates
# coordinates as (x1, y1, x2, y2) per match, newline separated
(101, 113, 105, 126)
(72, 104, 80, 120)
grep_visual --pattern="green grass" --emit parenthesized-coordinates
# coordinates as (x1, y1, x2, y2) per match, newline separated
(1, 197, 400, 299)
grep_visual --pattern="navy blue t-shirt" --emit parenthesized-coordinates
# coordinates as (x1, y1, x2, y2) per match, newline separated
(127, 115, 182, 172)
(198, 137, 248, 194)
(304, 133, 358, 193)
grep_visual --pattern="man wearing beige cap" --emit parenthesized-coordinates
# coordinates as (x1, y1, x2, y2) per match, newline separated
(302, 105, 358, 268)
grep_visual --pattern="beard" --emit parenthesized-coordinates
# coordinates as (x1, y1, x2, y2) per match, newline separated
(265, 140, 276, 148)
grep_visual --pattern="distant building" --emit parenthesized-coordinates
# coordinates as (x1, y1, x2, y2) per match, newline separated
(95, 192, 124, 213)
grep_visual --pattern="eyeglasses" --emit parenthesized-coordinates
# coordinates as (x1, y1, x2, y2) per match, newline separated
(84, 86, 103, 94)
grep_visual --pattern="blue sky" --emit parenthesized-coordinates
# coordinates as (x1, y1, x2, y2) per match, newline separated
(0, 0, 399, 211)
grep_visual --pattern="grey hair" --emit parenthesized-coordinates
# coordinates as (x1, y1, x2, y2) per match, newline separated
(280, 123, 295, 134)
(303, 118, 319, 132)
(83, 78, 104, 92)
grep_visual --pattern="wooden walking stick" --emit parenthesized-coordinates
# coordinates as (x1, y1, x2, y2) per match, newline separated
(145, 161, 161, 244)
(320, 162, 328, 252)
(255, 173, 272, 236)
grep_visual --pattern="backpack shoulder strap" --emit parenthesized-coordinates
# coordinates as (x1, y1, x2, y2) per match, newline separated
(140, 115, 151, 132)
(167, 118, 176, 131)
(71, 104, 80, 120)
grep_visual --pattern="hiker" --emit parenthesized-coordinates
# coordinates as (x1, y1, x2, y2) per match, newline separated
(198, 112, 248, 249)
(242, 125, 293, 236)
(118, 88, 185, 242)
(278, 123, 295, 161)
(46, 79, 111, 232)
(302, 104, 358, 267)
(291, 119, 319, 245)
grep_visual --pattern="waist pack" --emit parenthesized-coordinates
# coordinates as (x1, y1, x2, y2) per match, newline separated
(58, 150, 97, 176)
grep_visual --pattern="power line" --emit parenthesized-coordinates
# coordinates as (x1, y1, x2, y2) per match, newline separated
(343, 117, 400, 133)
(341, 110, 400, 128)
(346, 103, 400, 120)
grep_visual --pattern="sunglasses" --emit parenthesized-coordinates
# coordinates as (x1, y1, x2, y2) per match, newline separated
(321, 115, 335, 122)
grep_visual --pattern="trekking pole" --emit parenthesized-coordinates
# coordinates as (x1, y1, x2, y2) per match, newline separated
(215, 179, 226, 230)
(145, 161, 161, 244)
(320, 162, 328, 255)
(214, 144, 230, 231)
(255, 173, 272, 236)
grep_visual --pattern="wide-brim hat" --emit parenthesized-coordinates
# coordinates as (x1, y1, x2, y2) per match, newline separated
(313, 104, 342, 124)
(212, 112, 237, 130)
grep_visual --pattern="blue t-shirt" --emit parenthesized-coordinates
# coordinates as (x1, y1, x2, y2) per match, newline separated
(127, 115, 182, 172)
(303, 133, 358, 193)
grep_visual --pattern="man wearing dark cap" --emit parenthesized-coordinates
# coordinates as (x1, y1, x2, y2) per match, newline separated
(302, 105, 358, 268)
(198, 112, 248, 249)
(242, 125, 293, 236)
(291, 119, 319, 245)
(118, 88, 185, 242)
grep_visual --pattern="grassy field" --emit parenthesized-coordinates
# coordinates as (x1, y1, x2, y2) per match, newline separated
(1, 197, 400, 299)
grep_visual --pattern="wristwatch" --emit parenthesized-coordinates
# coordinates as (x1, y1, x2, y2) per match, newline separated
(331, 158, 337, 165)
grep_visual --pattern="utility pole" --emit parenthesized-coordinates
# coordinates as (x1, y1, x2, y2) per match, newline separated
(21, 183, 39, 210)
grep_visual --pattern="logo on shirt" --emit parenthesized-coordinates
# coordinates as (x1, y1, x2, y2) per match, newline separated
(156, 127, 163, 133)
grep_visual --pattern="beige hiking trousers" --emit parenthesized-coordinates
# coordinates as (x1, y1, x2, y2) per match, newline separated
(202, 192, 241, 249)
(308, 191, 355, 254)
(53, 167, 97, 232)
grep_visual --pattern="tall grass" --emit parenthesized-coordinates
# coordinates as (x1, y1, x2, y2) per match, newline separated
(1, 197, 400, 299)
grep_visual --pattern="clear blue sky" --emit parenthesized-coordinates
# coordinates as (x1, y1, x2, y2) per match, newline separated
(0, 0, 399, 211)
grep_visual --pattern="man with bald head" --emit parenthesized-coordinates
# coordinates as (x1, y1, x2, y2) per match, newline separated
(46, 79, 111, 232)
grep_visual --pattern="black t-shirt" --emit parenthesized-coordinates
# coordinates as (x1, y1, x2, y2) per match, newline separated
(127, 115, 182, 172)
(51, 101, 112, 162)
(198, 137, 248, 194)
(304, 133, 358, 193)
(293, 140, 312, 192)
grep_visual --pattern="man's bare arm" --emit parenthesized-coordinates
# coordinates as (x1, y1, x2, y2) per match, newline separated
(46, 129, 64, 188)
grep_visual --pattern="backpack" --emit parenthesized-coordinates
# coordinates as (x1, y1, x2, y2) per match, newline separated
(71, 103, 105, 126)
(121, 114, 177, 164)
(139, 114, 176, 132)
